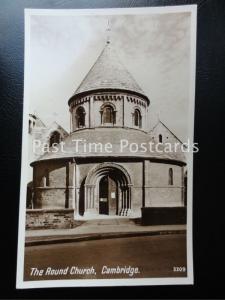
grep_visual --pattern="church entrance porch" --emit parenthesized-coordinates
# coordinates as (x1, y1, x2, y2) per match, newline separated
(81, 163, 132, 218)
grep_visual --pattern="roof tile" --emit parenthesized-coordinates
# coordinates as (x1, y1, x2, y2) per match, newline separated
(74, 43, 144, 96)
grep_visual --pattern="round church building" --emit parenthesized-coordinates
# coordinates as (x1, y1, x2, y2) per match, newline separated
(28, 42, 186, 228)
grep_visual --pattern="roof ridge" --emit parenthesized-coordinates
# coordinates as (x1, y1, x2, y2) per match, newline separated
(151, 119, 184, 144)
(74, 44, 107, 95)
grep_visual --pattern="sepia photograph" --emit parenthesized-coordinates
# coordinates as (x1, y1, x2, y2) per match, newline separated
(16, 5, 196, 288)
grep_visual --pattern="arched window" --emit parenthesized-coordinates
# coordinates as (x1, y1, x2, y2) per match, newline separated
(29, 120, 32, 133)
(159, 134, 162, 143)
(76, 106, 85, 128)
(49, 131, 61, 147)
(133, 109, 142, 128)
(169, 168, 173, 185)
(43, 169, 50, 187)
(101, 105, 115, 125)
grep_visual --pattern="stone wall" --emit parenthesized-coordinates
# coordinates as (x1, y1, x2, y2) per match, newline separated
(70, 91, 149, 132)
(151, 121, 183, 144)
(26, 209, 75, 230)
(32, 158, 185, 218)
(33, 160, 68, 209)
(145, 161, 184, 207)
(124, 97, 148, 130)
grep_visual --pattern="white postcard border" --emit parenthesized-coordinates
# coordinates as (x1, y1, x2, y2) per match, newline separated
(16, 5, 197, 289)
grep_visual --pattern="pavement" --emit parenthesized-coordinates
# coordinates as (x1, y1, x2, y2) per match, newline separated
(25, 218, 186, 246)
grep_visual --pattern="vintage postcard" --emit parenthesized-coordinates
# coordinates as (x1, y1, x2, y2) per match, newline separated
(17, 5, 197, 288)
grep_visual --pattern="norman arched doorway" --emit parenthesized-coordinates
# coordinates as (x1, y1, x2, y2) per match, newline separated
(83, 163, 132, 217)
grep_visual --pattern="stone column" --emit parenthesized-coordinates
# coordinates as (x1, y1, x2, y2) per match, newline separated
(143, 160, 151, 207)
(118, 187, 122, 215)
(74, 162, 80, 216)
(122, 95, 125, 127)
(126, 185, 132, 216)
(181, 166, 185, 206)
(125, 188, 128, 215)
(84, 184, 96, 216)
(120, 185, 127, 216)
(89, 96, 94, 128)
(120, 186, 123, 215)
(65, 162, 69, 208)
(142, 161, 145, 208)
(66, 161, 75, 209)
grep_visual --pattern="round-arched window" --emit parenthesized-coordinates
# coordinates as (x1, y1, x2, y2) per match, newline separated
(159, 134, 162, 143)
(49, 131, 61, 147)
(168, 168, 173, 185)
(133, 109, 142, 128)
(101, 105, 115, 125)
(76, 106, 85, 128)
(29, 120, 32, 133)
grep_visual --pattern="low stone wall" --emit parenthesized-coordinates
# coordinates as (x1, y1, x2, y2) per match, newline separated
(141, 207, 186, 226)
(26, 209, 75, 230)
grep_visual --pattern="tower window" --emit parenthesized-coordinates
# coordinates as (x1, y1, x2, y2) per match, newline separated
(49, 131, 61, 147)
(101, 105, 115, 125)
(133, 109, 142, 128)
(168, 168, 173, 185)
(76, 106, 85, 128)
(159, 134, 162, 143)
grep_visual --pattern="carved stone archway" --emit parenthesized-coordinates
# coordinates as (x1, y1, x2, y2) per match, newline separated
(83, 163, 132, 217)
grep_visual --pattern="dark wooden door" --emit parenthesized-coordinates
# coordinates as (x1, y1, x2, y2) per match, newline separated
(99, 175, 118, 215)
(99, 176, 109, 214)
(108, 176, 117, 215)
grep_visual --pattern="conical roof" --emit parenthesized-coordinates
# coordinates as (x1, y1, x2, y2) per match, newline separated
(73, 42, 146, 98)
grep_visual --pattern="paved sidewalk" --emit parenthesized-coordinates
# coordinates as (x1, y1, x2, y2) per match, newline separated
(25, 218, 186, 246)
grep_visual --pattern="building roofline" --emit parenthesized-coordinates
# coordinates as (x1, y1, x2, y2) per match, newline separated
(31, 156, 186, 167)
(68, 88, 150, 106)
(151, 120, 184, 144)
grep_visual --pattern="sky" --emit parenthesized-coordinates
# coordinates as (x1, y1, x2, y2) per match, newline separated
(29, 10, 192, 141)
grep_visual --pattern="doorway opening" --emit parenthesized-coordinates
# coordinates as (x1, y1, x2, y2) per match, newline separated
(99, 174, 118, 215)
(84, 163, 132, 217)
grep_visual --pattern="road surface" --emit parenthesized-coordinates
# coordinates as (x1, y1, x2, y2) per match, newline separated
(24, 234, 187, 281)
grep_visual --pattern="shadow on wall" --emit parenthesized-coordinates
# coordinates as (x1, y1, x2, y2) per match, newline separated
(79, 178, 85, 216)
(141, 207, 187, 226)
